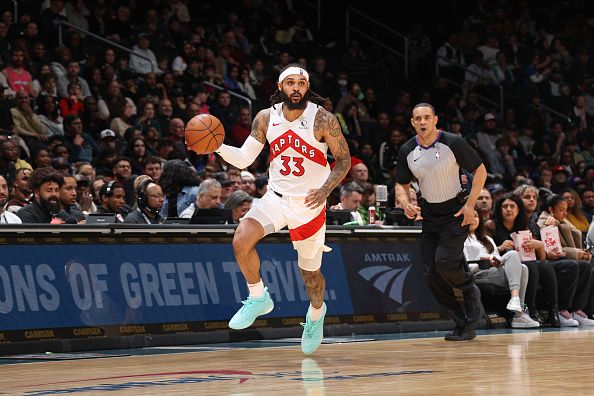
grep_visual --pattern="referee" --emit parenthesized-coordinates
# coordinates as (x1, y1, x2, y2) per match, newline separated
(395, 103, 487, 341)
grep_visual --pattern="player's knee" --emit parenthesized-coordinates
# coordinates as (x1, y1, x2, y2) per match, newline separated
(232, 219, 263, 256)
(232, 236, 247, 258)
(232, 232, 252, 258)
(298, 248, 323, 271)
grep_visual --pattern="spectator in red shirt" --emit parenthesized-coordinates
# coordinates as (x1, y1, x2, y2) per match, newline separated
(59, 82, 85, 117)
(2, 48, 33, 96)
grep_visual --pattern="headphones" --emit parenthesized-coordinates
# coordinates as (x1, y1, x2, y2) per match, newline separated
(137, 179, 161, 218)
(99, 180, 116, 201)
(136, 179, 151, 209)
(105, 181, 115, 197)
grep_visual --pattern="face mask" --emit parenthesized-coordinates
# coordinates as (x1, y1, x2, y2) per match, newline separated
(338, 79, 347, 87)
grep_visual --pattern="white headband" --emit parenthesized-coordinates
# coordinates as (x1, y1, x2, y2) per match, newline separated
(278, 67, 309, 84)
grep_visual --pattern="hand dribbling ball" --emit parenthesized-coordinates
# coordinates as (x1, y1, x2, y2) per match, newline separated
(185, 114, 225, 154)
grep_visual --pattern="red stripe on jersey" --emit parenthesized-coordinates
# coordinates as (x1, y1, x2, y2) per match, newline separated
(289, 207, 326, 241)
(269, 130, 327, 166)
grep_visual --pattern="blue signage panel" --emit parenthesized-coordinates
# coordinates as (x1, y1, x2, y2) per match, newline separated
(340, 243, 441, 314)
(0, 244, 353, 331)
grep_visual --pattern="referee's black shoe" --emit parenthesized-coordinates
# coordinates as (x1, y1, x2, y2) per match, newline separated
(444, 326, 476, 341)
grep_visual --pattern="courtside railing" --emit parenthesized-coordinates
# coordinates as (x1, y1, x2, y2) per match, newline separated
(11, 0, 17, 22)
(537, 102, 572, 124)
(295, 0, 322, 30)
(346, 7, 409, 78)
(202, 81, 252, 121)
(58, 21, 156, 73)
(436, 55, 504, 119)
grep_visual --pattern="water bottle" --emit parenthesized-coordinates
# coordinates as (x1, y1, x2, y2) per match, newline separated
(369, 206, 376, 225)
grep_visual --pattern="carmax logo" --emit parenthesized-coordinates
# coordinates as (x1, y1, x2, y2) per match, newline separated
(358, 265, 412, 304)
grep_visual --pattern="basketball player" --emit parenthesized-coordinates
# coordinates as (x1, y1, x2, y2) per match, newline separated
(215, 64, 350, 354)
(395, 103, 487, 341)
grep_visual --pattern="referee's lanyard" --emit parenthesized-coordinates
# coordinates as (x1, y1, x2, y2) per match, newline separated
(414, 130, 443, 160)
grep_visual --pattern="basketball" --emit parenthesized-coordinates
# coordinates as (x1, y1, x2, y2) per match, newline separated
(185, 114, 225, 154)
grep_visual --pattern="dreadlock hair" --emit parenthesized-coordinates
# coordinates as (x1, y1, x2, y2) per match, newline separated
(270, 63, 328, 107)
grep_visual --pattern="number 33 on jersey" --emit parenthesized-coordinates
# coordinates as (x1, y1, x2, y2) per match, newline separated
(267, 102, 331, 196)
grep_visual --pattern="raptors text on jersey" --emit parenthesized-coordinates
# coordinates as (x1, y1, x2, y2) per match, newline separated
(266, 102, 331, 196)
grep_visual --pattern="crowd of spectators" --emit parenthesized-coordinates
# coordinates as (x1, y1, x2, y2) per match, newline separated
(0, 0, 593, 332)
(0, 0, 592, 234)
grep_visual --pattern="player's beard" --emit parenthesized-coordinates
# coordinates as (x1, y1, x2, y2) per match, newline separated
(281, 90, 308, 110)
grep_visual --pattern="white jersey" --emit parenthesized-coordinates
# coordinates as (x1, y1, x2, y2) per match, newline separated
(267, 102, 331, 196)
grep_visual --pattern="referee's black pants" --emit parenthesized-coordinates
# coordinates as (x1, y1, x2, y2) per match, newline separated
(421, 198, 483, 329)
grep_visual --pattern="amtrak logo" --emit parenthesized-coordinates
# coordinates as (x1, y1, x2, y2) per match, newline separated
(358, 265, 412, 304)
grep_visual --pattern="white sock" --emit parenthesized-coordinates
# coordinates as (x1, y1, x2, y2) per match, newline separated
(308, 304, 324, 321)
(511, 296, 520, 302)
(248, 280, 265, 298)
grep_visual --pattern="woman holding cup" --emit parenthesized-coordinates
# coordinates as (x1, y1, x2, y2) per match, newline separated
(464, 209, 540, 328)
(491, 193, 569, 327)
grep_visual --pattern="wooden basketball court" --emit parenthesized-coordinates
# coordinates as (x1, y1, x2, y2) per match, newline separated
(1, 329, 592, 395)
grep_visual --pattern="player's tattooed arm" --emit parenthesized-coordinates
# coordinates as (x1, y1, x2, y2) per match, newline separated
(317, 108, 350, 197)
(249, 109, 270, 144)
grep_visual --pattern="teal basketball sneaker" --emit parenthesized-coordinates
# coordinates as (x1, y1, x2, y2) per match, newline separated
(301, 302, 327, 354)
(228, 288, 274, 330)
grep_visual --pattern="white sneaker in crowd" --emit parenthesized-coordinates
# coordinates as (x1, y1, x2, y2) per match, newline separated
(559, 313, 579, 327)
(506, 297, 523, 313)
(511, 313, 541, 328)
(572, 312, 594, 326)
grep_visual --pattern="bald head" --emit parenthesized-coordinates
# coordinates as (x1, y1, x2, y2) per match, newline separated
(0, 175, 8, 207)
(169, 118, 185, 138)
(351, 163, 369, 184)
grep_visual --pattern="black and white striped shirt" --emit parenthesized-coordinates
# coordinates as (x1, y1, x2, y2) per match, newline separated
(396, 131, 482, 203)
